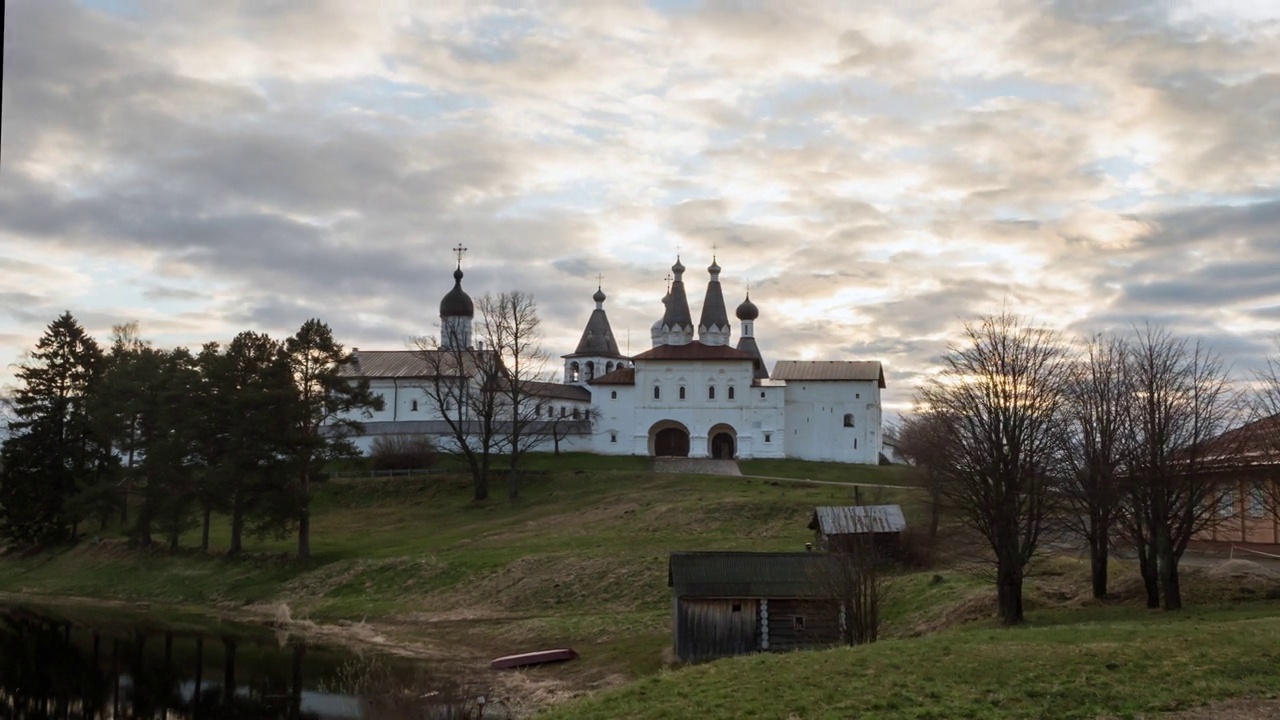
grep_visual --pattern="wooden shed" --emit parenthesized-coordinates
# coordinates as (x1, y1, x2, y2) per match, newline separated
(808, 505, 906, 557)
(668, 552, 841, 663)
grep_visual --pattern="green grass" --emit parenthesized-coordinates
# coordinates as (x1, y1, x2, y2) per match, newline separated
(542, 605, 1280, 720)
(4, 453, 1280, 718)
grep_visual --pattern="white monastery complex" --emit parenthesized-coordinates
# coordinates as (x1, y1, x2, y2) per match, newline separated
(342, 255, 886, 464)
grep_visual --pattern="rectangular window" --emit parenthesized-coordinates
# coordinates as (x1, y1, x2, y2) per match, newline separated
(1219, 491, 1235, 518)
(1249, 485, 1267, 519)
(792, 616, 805, 631)
(763, 433, 772, 443)
(610, 433, 617, 443)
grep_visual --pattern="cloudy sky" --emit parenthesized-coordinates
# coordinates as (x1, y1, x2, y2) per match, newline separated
(3, 0, 1280, 413)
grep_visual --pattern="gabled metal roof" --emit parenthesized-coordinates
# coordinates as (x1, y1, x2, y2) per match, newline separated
(772, 360, 885, 387)
(668, 551, 832, 598)
(808, 505, 906, 535)
(632, 342, 755, 362)
(337, 350, 491, 379)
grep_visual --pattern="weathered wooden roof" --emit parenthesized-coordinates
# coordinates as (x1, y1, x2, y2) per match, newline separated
(668, 552, 832, 598)
(589, 367, 636, 385)
(808, 505, 906, 535)
(771, 360, 885, 387)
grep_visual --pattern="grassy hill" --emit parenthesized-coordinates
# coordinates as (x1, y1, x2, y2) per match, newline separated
(3, 454, 1279, 718)
(0, 455, 920, 684)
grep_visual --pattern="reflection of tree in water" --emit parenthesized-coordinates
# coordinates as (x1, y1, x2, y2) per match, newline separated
(0, 607, 326, 719)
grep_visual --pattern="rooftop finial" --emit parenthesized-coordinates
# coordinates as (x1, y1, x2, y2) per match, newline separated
(453, 243, 468, 267)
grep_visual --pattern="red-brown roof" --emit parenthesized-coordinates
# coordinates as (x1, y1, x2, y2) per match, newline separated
(631, 342, 755, 362)
(590, 368, 636, 385)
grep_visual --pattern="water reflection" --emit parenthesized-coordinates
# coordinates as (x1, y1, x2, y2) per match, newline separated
(0, 605, 495, 719)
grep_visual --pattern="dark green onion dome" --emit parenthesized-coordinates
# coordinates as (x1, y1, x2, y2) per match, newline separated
(440, 266, 474, 318)
(736, 293, 759, 321)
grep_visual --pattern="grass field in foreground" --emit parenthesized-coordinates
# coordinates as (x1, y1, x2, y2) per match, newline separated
(0, 455, 920, 683)
(542, 604, 1280, 720)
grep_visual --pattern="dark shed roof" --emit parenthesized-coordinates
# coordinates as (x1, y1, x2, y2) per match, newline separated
(589, 367, 636, 385)
(668, 552, 831, 598)
(808, 505, 906, 535)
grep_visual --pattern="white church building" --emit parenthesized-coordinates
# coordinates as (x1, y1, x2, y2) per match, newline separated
(341, 256, 885, 464)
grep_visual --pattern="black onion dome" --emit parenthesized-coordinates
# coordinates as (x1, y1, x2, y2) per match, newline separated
(672, 257, 685, 274)
(736, 293, 759, 321)
(593, 287, 607, 304)
(440, 267, 474, 318)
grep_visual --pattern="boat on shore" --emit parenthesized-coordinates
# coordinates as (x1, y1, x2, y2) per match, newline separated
(489, 648, 578, 670)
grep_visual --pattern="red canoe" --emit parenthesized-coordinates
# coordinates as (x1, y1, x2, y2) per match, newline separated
(489, 648, 578, 670)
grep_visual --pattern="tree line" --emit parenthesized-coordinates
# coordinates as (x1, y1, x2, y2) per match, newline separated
(896, 314, 1278, 625)
(0, 312, 380, 558)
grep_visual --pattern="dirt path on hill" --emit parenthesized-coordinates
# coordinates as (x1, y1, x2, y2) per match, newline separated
(738, 473, 925, 491)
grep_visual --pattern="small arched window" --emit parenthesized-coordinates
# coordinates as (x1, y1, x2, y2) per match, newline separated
(708, 386, 716, 400)
(728, 386, 735, 400)
(570, 362, 580, 382)
(573, 408, 581, 419)
(411, 399, 419, 412)
(654, 386, 661, 400)
(586, 361, 595, 380)
(611, 390, 617, 399)
(843, 413, 855, 427)
(679, 386, 686, 400)
(606, 361, 614, 374)
(560, 406, 567, 417)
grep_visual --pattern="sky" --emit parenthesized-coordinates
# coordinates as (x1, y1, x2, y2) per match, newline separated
(3, 0, 1280, 416)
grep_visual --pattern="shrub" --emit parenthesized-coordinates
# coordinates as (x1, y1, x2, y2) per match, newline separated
(369, 434, 438, 472)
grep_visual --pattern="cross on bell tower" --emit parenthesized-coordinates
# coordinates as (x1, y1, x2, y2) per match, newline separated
(452, 243, 468, 267)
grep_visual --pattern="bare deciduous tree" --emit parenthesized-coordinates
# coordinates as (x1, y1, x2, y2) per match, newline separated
(811, 512, 892, 646)
(1120, 325, 1236, 611)
(1061, 334, 1130, 599)
(917, 313, 1071, 625)
(412, 336, 503, 503)
(893, 413, 950, 543)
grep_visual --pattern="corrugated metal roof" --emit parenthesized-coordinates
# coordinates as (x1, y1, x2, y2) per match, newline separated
(808, 505, 906, 535)
(632, 342, 755, 362)
(771, 360, 885, 387)
(668, 551, 832, 598)
(337, 350, 491, 379)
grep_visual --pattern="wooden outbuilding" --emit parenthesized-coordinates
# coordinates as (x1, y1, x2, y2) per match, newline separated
(808, 505, 906, 557)
(668, 551, 841, 663)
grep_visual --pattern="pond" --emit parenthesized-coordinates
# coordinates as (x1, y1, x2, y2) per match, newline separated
(0, 603, 502, 719)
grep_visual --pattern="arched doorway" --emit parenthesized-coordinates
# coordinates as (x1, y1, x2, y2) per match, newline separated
(650, 421, 691, 457)
(708, 423, 737, 460)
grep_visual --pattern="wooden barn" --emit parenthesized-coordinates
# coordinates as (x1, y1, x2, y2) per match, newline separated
(808, 505, 906, 557)
(668, 552, 841, 663)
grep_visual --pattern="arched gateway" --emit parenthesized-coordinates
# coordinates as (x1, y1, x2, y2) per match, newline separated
(650, 420, 691, 457)
(708, 423, 737, 460)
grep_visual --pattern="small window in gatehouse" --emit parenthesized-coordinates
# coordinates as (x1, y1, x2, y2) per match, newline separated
(764, 433, 772, 443)
(679, 386, 686, 400)
(728, 386, 735, 400)
(411, 400, 418, 412)
(610, 433, 618, 443)
(653, 386, 661, 400)
(843, 413, 854, 427)
(708, 386, 716, 399)
(611, 390, 618, 399)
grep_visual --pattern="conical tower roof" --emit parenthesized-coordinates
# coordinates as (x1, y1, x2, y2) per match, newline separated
(570, 286, 624, 358)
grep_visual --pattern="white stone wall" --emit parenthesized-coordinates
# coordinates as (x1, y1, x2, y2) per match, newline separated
(782, 380, 883, 463)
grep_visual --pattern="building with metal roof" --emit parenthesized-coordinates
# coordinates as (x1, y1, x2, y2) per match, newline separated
(338, 253, 886, 463)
